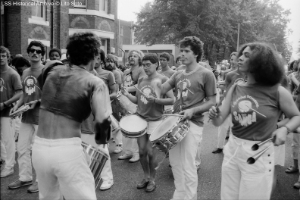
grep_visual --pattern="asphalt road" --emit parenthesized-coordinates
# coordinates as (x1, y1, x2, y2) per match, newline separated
(1, 121, 299, 200)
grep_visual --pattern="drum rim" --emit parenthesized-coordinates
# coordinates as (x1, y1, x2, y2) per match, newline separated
(119, 114, 147, 130)
(81, 142, 109, 158)
(149, 116, 185, 142)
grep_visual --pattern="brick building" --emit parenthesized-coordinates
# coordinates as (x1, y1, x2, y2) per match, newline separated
(0, 0, 133, 60)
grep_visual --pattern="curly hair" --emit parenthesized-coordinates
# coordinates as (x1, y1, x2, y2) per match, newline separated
(49, 48, 62, 58)
(128, 50, 144, 66)
(27, 41, 45, 56)
(159, 52, 170, 61)
(238, 42, 284, 86)
(179, 36, 204, 62)
(66, 32, 101, 66)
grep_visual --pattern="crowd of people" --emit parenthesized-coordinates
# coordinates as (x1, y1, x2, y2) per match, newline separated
(1, 32, 300, 200)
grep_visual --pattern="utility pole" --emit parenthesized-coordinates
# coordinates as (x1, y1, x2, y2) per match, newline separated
(236, 23, 240, 51)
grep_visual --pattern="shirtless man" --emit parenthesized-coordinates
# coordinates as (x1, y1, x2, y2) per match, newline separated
(32, 32, 112, 200)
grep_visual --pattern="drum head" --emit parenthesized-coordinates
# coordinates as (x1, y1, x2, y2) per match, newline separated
(119, 115, 147, 133)
(150, 116, 180, 141)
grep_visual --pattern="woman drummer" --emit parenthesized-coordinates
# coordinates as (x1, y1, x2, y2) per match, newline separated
(122, 53, 175, 192)
(209, 42, 300, 200)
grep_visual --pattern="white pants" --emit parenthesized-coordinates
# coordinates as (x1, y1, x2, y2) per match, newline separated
(195, 140, 201, 166)
(292, 133, 300, 161)
(221, 135, 275, 200)
(217, 115, 231, 149)
(169, 121, 203, 200)
(17, 122, 38, 181)
(32, 136, 96, 200)
(0, 117, 15, 170)
(81, 134, 113, 183)
(122, 136, 139, 156)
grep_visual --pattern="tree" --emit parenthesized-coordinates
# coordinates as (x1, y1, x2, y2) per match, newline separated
(134, 0, 292, 63)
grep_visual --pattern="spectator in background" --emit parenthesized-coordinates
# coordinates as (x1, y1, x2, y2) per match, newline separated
(158, 52, 176, 78)
(49, 48, 61, 61)
(11, 57, 31, 76)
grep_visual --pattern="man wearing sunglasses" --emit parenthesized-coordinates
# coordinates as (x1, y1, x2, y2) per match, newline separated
(8, 41, 45, 193)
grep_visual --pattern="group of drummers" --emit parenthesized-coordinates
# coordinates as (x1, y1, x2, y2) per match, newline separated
(1, 32, 300, 200)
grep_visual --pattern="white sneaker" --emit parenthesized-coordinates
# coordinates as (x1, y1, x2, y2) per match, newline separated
(129, 154, 140, 163)
(100, 181, 114, 191)
(1, 168, 14, 178)
(113, 144, 122, 154)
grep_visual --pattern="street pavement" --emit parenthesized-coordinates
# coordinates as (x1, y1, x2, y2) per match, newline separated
(1, 120, 299, 200)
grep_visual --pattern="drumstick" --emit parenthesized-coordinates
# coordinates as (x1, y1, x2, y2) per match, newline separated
(133, 85, 149, 98)
(245, 105, 267, 118)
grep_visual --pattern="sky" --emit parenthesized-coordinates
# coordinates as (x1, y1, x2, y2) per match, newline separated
(118, 0, 300, 59)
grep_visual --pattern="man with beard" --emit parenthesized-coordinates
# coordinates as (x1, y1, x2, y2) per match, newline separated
(0, 46, 22, 178)
(105, 54, 124, 154)
(118, 50, 146, 163)
(8, 41, 45, 193)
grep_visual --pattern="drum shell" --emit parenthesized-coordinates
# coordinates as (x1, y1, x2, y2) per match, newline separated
(119, 114, 147, 138)
(150, 118, 189, 153)
(81, 142, 108, 189)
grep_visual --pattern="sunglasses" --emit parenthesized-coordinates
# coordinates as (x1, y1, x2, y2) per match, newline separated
(29, 49, 42, 54)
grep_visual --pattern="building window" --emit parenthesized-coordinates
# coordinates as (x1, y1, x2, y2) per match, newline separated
(73, 0, 87, 8)
(99, 0, 108, 13)
(31, 0, 46, 20)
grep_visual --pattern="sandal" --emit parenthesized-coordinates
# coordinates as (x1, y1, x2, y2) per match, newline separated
(285, 166, 299, 174)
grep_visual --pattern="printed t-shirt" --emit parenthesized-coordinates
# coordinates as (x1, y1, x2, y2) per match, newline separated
(21, 66, 44, 125)
(0, 67, 22, 117)
(231, 84, 281, 141)
(136, 74, 167, 121)
(167, 65, 216, 126)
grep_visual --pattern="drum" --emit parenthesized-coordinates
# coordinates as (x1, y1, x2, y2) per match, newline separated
(116, 92, 137, 114)
(119, 114, 147, 138)
(9, 105, 30, 118)
(81, 142, 109, 188)
(149, 116, 189, 153)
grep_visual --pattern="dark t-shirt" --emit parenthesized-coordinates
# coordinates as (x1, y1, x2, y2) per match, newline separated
(95, 68, 116, 88)
(0, 67, 22, 117)
(167, 65, 216, 126)
(136, 74, 167, 121)
(158, 68, 176, 78)
(21, 66, 44, 125)
(231, 84, 281, 141)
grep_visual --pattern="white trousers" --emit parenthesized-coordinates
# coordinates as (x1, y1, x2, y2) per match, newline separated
(217, 115, 231, 149)
(81, 134, 113, 183)
(169, 121, 203, 200)
(0, 117, 16, 170)
(122, 136, 139, 155)
(32, 136, 96, 200)
(17, 122, 38, 181)
(292, 133, 300, 161)
(221, 135, 275, 200)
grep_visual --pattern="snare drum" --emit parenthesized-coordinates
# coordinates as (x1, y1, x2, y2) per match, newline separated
(149, 116, 189, 153)
(81, 142, 108, 188)
(119, 115, 147, 138)
(116, 92, 137, 114)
